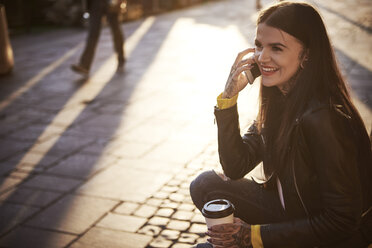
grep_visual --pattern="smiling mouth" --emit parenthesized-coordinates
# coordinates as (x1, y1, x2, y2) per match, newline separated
(260, 66, 279, 76)
(261, 66, 279, 72)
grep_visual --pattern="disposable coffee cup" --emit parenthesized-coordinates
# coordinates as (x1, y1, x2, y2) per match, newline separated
(202, 199, 235, 228)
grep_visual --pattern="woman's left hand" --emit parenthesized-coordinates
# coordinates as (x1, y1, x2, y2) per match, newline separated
(206, 217, 252, 248)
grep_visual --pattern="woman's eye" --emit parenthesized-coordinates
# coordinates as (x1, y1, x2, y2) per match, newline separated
(272, 46, 282, 52)
(255, 45, 263, 50)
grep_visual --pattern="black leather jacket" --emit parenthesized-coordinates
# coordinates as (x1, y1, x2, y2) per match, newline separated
(214, 101, 372, 247)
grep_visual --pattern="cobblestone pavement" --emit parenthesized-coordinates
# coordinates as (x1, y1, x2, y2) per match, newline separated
(0, 0, 371, 247)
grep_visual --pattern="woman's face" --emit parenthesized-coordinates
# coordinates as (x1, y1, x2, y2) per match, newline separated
(254, 23, 305, 93)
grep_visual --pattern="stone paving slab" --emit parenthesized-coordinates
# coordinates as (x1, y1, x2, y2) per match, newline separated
(143, 140, 209, 165)
(0, 176, 23, 194)
(26, 194, 118, 234)
(76, 165, 173, 202)
(0, 161, 17, 175)
(135, 205, 159, 218)
(0, 226, 77, 248)
(7, 170, 34, 181)
(0, 187, 61, 207)
(45, 152, 117, 179)
(116, 158, 184, 174)
(7, 124, 65, 143)
(33, 135, 95, 156)
(109, 141, 156, 159)
(23, 174, 82, 192)
(0, 139, 33, 161)
(9, 151, 63, 170)
(0, 203, 39, 236)
(96, 212, 147, 232)
(113, 202, 140, 215)
(70, 226, 152, 248)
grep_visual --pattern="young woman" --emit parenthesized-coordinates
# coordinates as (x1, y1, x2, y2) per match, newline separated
(190, 2, 372, 247)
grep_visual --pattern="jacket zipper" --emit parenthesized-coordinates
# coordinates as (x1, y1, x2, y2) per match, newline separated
(292, 160, 310, 217)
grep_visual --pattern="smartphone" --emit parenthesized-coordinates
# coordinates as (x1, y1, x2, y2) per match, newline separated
(244, 63, 261, 84)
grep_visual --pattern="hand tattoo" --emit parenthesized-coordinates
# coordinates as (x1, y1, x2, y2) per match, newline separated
(206, 218, 251, 248)
(232, 221, 251, 247)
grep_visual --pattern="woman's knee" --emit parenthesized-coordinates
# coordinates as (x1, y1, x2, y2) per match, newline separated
(190, 171, 216, 194)
(189, 170, 221, 209)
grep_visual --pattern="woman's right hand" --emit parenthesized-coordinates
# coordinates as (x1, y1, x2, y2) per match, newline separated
(206, 217, 252, 248)
(222, 48, 256, 99)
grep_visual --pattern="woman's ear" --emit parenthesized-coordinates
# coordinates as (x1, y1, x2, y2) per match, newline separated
(300, 49, 309, 69)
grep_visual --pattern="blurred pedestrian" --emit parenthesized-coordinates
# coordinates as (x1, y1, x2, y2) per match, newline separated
(71, 0, 125, 76)
(256, 0, 261, 10)
(191, 1, 372, 247)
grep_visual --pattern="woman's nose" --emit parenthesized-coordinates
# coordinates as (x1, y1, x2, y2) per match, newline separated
(257, 49, 270, 63)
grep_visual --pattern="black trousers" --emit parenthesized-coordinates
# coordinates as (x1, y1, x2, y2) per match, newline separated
(189, 170, 286, 225)
(79, 0, 125, 70)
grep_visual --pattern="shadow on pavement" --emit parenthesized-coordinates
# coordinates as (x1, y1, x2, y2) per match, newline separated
(0, 15, 177, 247)
(313, 1, 372, 34)
(335, 48, 372, 110)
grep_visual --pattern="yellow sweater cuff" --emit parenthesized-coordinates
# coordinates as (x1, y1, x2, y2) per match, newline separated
(216, 93, 238, 110)
(251, 225, 263, 248)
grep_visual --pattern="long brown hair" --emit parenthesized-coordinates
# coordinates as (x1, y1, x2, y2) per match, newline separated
(256, 2, 370, 177)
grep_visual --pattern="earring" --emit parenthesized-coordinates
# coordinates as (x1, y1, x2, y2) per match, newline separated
(300, 58, 308, 69)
